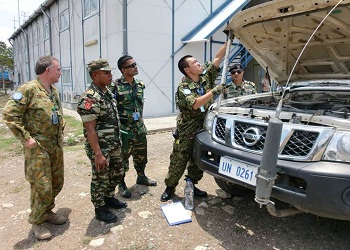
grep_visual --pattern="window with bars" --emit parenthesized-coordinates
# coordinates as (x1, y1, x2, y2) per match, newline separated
(61, 68, 71, 85)
(44, 23, 49, 40)
(59, 10, 69, 31)
(33, 30, 38, 45)
(83, 0, 98, 18)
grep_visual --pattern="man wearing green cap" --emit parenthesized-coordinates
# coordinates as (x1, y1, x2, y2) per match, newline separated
(77, 58, 127, 223)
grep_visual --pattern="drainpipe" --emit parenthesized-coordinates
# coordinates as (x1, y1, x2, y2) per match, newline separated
(21, 28, 31, 80)
(122, 0, 128, 55)
(98, 0, 102, 57)
(171, 0, 175, 113)
(41, 5, 53, 55)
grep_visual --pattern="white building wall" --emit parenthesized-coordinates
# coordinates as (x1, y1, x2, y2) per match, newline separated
(10, 0, 235, 117)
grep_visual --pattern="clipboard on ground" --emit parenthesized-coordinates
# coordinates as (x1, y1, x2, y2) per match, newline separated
(161, 202, 192, 226)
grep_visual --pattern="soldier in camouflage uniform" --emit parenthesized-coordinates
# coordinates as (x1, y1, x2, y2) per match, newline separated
(160, 43, 228, 202)
(2, 56, 67, 240)
(224, 63, 257, 98)
(110, 55, 157, 199)
(77, 59, 127, 223)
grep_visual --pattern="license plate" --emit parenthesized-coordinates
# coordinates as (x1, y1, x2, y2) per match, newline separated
(218, 156, 258, 186)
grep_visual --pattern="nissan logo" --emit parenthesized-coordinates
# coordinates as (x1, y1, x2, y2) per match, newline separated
(242, 127, 261, 146)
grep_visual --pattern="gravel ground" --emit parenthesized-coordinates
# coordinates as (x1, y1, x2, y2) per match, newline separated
(0, 127, 350, 249)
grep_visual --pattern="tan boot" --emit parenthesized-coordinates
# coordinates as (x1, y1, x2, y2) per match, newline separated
(32, 224, 52, 240)
(45, 211, 67, 225)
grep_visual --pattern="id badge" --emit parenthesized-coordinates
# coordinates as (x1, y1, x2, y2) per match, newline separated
(132, 111, 140, 121)
(52, 112, 59, 125)
(200, 106, 205, 112)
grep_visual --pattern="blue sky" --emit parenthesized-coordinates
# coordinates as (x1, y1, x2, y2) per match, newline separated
(0, 0, 44, 46)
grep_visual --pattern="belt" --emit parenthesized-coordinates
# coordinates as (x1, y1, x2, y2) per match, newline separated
(120, 116, 139, 124)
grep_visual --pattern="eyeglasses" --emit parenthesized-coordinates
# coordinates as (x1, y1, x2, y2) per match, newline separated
(123, 62, 137, 69)
(231, 70, 242, 74)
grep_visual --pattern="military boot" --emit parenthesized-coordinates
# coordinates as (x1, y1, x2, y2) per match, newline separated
(136, 169, 157, 186)
(45, 211, 67, 225)
(194, 186, 208, 197)
(118, 177, 131, 198)
(160, 186, 175, 201)
(32, 224, 52, 240)
(95, 206, 117, 223)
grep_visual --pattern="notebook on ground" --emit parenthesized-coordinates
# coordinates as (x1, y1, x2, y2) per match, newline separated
(161, 201, 192, 226)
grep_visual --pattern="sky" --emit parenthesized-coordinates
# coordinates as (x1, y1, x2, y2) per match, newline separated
(0, 0, 44, 47)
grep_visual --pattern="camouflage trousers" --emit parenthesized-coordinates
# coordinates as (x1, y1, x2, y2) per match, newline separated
(24, 141, 64, 224)
(164, 135, 203, 188)
(86, 146, 124, 208)
(121, 130, 148, 175)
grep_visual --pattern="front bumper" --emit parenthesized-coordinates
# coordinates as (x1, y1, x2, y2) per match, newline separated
(194, 130, 350, 221)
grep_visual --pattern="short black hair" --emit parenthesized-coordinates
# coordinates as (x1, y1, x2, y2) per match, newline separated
(117, 55, 133, 71)
(178, 55, 192, 76)
(35, 56, 59, 75)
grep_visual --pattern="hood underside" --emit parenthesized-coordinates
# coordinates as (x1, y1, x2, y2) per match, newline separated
(226, 0, 350, 84)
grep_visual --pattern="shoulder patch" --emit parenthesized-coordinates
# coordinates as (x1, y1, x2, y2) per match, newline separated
(13, 92, 23, 101)
(84, 97, 96, 110)
(183, 89, 191, 95)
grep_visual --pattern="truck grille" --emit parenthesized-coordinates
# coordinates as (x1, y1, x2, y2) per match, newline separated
(234, 121, 267, 150)
(214, 117, 227, 140)
(281, 130, 319, 157)
(213, 117, 321, 160)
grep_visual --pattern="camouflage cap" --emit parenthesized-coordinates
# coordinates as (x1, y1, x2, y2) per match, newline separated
(88, 59, 112, 73)
(229, 63, 244, 72)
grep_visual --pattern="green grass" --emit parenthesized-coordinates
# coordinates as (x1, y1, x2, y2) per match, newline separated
(64, 115, 83, 136)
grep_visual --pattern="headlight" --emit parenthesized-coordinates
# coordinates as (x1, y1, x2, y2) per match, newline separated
(323, 132, 350, 162)
(203, 111, 216, 134)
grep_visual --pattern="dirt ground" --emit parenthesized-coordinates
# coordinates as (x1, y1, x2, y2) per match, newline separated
(1, 126, 350, 249)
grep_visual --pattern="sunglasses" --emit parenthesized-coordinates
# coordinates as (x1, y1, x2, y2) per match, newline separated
(231, 70, 242, 74)
(123, 62, 137, 69)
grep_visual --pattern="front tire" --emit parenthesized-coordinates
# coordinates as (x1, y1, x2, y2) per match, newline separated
(214, 177, 253, 196)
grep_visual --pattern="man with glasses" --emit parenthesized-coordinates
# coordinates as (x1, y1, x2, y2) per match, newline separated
(112, 55, 157, 199)
(224, 63, 256, 99)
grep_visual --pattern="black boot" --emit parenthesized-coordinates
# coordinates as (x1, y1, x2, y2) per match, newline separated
(104, 197, 127, 209)
(194, 186, 208, 197)
(118, 177, 131, 198)
(160, 186, 175, 202)
(136, 169, 157, 186)
(95, 206, 117, 223)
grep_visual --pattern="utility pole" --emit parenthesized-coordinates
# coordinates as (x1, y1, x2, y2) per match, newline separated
(18, 0, 21, 26)
(10, 16, 17, 30)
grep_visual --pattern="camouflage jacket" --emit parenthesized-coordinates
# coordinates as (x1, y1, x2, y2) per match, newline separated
(77, 82, 121, 154)
(176, 62, 220, 138)
(224, 80, 256, 99)
(2, 78, 65, 145)
(111, 76, 147, 136)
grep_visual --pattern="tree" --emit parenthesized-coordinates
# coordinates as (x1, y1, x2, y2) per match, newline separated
(0, 41, 13, 69)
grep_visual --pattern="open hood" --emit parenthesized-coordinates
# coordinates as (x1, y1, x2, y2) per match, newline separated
(226, 0, 350, 84)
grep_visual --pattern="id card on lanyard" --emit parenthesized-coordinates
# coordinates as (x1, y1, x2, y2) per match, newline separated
(196, 85, 205, 112)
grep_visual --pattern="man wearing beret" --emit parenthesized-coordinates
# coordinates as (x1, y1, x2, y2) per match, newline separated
(3, 56, 66, 240)
(224, 63, 256, 98)
(77, 59, 127, 223)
